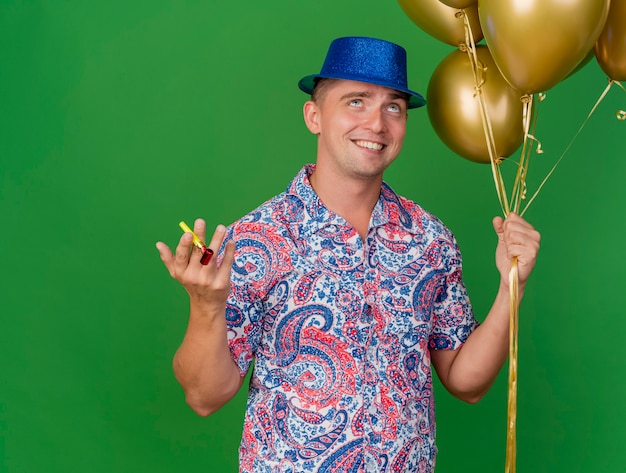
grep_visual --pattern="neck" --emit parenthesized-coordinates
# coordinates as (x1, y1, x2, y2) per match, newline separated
(308, 166, 381, 241)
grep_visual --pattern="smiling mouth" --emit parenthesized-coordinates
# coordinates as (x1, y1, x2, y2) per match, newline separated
(353, 139, 385, 151)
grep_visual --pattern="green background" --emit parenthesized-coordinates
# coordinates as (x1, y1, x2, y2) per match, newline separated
(1, 1, 624, 472)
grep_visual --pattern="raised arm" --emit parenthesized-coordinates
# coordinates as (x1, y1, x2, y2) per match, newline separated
(156, 219, 244, 416)
(431, 213, 541, 403)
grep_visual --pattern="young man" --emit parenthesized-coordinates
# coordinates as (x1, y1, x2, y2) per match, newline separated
(156, 36, 540, 472)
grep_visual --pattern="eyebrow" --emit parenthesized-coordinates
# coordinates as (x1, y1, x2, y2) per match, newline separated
(339, 90, 406, 101)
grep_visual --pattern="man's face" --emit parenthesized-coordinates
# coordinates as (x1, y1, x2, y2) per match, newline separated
(304, 79, 408, 182)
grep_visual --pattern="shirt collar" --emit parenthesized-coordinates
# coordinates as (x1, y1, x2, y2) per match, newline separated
(285, 164, 420, 237)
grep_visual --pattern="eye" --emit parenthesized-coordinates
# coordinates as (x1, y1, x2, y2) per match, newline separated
(387, 103, 402, 113)
(349, 99, 363, 107)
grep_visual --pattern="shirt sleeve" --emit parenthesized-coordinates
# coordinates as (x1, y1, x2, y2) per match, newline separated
(223, 217, 292, 375)
(428, 233, 479, 351)
(223, 225, 266, 375)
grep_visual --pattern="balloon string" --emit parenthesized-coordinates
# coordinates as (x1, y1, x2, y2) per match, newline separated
(459, 11, 520, 473)
(459, 11, 510, 216)
(611, 80, 625, 120)
(520, 78, 622, 216)
(505, 257, 519, 473)
(510, 98, 533, 213)
(502, 97, 528, 473)
(458, 12, 622, 471)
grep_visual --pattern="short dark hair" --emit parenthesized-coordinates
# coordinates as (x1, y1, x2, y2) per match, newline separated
(310, 78, 338, 105)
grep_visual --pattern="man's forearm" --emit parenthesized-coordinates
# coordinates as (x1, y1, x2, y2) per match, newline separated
(173, 302, 244, 416)
(436, 283, 523, 403)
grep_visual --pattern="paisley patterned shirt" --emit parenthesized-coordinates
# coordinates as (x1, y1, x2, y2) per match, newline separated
(224, 164, 478, 473)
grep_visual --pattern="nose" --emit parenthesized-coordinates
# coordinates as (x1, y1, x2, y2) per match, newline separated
(363, 107, 386, 133)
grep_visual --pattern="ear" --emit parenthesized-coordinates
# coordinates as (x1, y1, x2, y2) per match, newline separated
(303, 100, 321, 135)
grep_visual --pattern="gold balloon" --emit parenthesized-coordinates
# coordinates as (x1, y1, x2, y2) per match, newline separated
(397, 0, 483, 47)
(439, 0, 477, 9)
(565, 48, 596, 81)
(427, 46, 524, 164)
(479, 0, 611, 94)
(595, 0, 626, 81)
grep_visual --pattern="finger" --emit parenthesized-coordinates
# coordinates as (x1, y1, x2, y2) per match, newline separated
(206, 224, 228, 257)
(219, 240, 236, 274)
(504, 212, 537, 234)
(503, 228, 529, 246)
(503, 213, 539, 240)
(505, 241, 538, 262)
(492, 216, 505, 240)
(502, 229, 540, 265)
(174, 232, 195, 273)
(212, 240, 236, 291)
(503, 217, 540, 244)
(155, 242, 176, 276)
(193, 218, 207, 244)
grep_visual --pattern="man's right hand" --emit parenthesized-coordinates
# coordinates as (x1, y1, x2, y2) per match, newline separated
(156, 219, 236, 310)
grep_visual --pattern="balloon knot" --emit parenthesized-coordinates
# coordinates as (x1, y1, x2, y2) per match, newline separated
(520, 94, 532, 104)
(618, 110, 626, 121)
